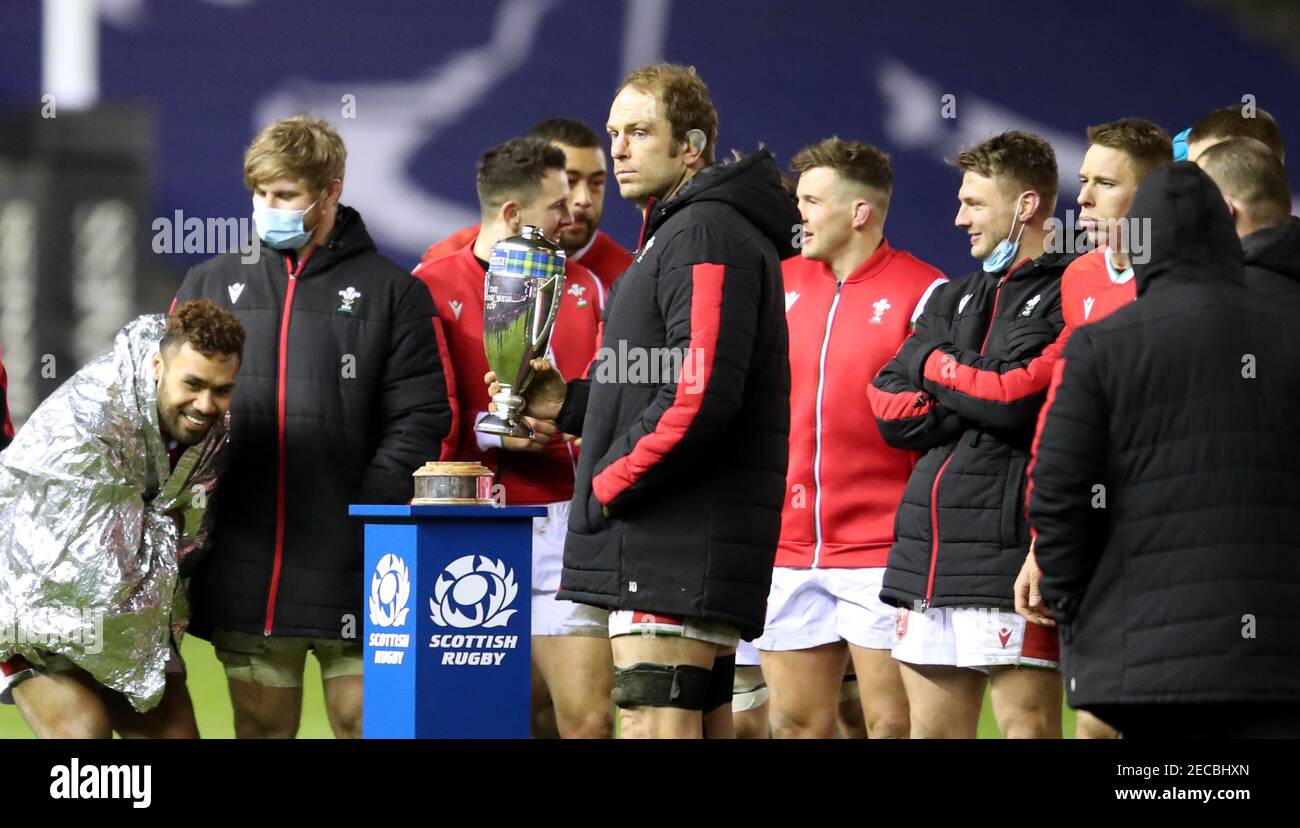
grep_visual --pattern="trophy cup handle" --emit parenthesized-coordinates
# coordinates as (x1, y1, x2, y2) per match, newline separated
(531, 272, 565, 350)
(520, 271, 565, 394)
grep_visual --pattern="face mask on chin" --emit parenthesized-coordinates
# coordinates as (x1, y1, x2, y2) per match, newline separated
(983, 192, 1029, 274)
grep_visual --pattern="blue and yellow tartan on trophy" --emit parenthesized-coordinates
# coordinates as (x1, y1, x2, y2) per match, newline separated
(489, 246, 566, 280)
(478, 225, 567, 439)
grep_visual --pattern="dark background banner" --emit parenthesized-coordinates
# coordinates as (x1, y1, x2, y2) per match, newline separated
(1, 0, 1297, 423)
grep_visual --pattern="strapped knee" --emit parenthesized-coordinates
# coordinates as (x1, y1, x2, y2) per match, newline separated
(705, 654, 736, 712)
(612, 663, 712, 710)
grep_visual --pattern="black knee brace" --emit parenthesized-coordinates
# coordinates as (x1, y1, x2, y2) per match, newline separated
(612, 662, 713, 710)
(705, 654, 736, 712)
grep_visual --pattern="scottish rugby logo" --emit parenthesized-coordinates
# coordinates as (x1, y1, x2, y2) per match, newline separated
(369, 553, 411, 628)
(429, 555, 519, 629)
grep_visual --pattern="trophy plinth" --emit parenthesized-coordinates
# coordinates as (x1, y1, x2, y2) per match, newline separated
(411, 461, 496, 505)
(476, 224, 565, 440)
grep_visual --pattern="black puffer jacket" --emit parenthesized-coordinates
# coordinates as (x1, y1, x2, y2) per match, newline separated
(556, 151, 797, 638)
(869, 250, 1074, 610)
(174, 206, 451, 638)
(1029, 163, 1300, 708)
(1242, 216, 1300, 297)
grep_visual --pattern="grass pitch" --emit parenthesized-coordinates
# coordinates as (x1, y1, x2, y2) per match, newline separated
(0, 636, 334, 739)
(1, 640, 1076, 738)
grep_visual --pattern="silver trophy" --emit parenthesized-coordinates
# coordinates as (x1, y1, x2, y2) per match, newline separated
(476, 225, 566, 439)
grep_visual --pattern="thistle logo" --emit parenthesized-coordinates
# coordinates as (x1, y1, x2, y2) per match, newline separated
(369, 553, 411, 628)
(870, 297, 891, 324)
(429, 555, 519, 629)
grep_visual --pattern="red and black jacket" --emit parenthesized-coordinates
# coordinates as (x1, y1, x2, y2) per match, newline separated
(173, 206, 451, 639)
(555, 151, 798, 639)
(869, 250, 1073, 611)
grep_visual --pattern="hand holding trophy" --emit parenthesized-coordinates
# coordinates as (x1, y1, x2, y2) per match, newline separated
(476, 225, 566, 440)
(485, 358, 567, 421)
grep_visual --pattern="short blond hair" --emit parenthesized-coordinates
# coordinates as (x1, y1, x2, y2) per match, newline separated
(243, 115, 347, 192)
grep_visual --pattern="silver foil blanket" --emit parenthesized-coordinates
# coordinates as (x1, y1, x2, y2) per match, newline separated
(0, 314, 228, 711)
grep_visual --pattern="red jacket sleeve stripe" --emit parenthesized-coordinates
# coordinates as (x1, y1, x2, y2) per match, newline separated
(867, 383, 934, 421)
(922, 335, 1066, 405)
(591, 262, 724, 505)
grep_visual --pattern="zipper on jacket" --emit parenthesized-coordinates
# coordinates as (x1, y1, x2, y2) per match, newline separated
(264, 248, 315, 636)
(810, 282, 843, 567)
(635, 196, 657, 251)
(978, 274, 1009, 353)
(921, 273, 1007, 610)
(921, 452, 957, 610)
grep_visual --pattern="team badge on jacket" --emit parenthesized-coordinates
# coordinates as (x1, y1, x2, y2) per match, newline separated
(227, 282, 245, 304)
(870, 298, 891, 324)
(785, 291, 800, 312)
(1020, 294, 1042, 316)
(337, 286, 362, 313)
(1083, 296, 1095, 321)
(568, 283, 589, 308)
(448, 299, 463, 320)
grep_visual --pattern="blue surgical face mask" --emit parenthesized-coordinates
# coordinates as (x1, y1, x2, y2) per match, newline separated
(1172, 127, 1191, 162)
(252, 195, 319, 250)
(982, 192, 1029, 274)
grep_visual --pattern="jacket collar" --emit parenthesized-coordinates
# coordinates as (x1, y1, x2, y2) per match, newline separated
(813, 238, 894, 284)
(454, 240, 488, 274)
(1007, 250, 1072, 280)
